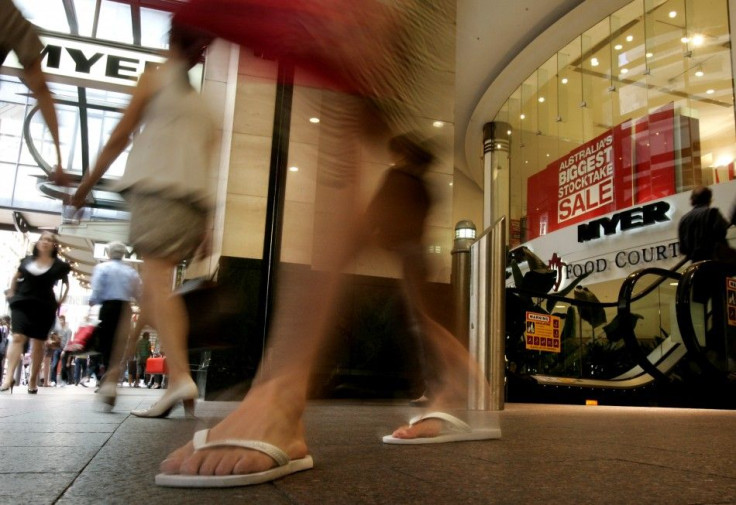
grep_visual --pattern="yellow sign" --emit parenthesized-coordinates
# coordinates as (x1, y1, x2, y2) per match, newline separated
(524, 311, 561, 353)
(727, 277, 736, 327)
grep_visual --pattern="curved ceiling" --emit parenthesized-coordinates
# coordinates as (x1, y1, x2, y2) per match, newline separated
(454, 0, 586, 187)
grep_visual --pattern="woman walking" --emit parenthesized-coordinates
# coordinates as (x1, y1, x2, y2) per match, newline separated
(71, 24, 216, 417)
(1, 232, 70, 394)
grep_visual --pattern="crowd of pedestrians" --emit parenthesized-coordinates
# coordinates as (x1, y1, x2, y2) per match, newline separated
(0, 309, 163, 391)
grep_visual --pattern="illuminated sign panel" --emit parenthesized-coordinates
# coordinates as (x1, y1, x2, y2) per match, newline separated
(557, 133, 615, 223)
(1, 34, 203, 91)
(577, 201, 671, 243)
(2, 35, 163, 88)
(527, 103, 687, 240)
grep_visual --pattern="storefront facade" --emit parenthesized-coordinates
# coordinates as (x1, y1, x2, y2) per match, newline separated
(474, 0, 736, 300)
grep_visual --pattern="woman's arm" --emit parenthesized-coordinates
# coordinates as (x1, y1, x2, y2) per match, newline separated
(6, 271, 20, 298)
(72, 70, 155, 207)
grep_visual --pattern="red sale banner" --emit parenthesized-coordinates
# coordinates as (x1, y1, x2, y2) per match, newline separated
(526, 103, 682, 240)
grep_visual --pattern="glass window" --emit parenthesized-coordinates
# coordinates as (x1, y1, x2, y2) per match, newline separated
(494, 0, 735, 240)
(97, 0, 133, 45)
(13, 0, 69, 33)
(141, 7, 172, 50)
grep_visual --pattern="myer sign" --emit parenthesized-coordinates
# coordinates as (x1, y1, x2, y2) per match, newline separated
(1, 33, 202, 92)
(520, 179, 736, 290)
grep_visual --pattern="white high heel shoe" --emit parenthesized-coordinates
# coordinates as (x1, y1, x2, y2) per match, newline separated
(131, 380, 198, 418)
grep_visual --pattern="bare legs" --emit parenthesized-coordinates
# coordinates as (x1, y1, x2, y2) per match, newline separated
(140, 259, 196, 395)
(1, 334, 24, 389)
(1, 334, 45, 390)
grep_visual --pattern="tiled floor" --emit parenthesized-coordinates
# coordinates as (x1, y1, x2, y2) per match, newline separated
(1, 385, 736, 504)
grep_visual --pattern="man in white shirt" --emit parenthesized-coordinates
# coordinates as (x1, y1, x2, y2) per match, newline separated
(89, 242, 141, 409)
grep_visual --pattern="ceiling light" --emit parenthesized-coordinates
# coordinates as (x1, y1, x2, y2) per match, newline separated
(289, 166, 299, 172)
(692, 34, 704, 46)
(646, 52, 653, 58)
(538, 97, 545, 103)
(561, 77, 568, 84)
(706, 89, 715, 94)
(309, 117, 320, 124)
(507, 130, 512, 135)
(614, 44, 623, 50)
(669, 11, 677, 18)
(432, 120, 444, 128)
(695, 68, 704, 77)
(520, 113, 525, 119)
(626, 35, 633, 42)
(681, 36, 689, 43)
(621, 68, 629, 74)
(591, 57, 599, 67)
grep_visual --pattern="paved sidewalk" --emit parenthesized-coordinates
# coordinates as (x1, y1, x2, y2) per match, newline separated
(1, 385, 736, 504)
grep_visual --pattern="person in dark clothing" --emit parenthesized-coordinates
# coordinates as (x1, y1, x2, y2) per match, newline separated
(1, 232, 70, 394)
(678, 186, 736, 262)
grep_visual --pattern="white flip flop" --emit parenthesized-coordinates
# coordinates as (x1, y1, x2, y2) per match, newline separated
(382, 411, 501, 445)
(155, 429, 314, 487)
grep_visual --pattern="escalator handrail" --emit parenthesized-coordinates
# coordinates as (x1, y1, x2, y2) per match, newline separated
(675, 259, 736, 381)
(507, 257, 689, 310)
(507, 260, 688, 387)
(617, 266, 683, 383)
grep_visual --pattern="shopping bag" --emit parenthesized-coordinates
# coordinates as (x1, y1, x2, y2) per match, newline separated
(145, 356, 167, 375)
(64, 324, 97, 354)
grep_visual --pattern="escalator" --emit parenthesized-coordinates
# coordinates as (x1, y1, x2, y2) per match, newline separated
(505, 259, 736, 407)
(676, 260, 736, 386)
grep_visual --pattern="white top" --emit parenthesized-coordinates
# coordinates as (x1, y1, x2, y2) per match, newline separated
(116, 60, 216, 209)
(26, 260, 52, 276)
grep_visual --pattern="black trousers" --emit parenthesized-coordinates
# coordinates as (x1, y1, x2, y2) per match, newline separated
(94, 300, 131, 380)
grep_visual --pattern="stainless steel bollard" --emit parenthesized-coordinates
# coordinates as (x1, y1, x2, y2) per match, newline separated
(467, 217, 506, 411)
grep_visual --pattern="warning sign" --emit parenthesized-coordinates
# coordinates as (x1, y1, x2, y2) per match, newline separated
(525, 311, 561, 353)
(727, 277, 736, 327)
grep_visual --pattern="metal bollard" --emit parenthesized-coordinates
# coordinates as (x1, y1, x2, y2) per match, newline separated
(467, 217, 506, 411)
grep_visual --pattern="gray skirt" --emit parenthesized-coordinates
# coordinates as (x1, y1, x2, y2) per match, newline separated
(125, 191, 208, 263)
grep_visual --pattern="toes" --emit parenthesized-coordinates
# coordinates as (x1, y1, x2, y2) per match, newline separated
(214, 452, 243, 476)
(159, 442, 194, 473)
(393, 419, 443, 439)
(233, 451, 276, 474)
(197, 451, 223, 475)
(391, 425, 412, 438)
(179, 452, 206, 475)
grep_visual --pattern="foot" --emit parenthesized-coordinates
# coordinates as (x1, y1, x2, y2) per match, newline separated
(131, 379, 197, 418)
(159, 383, 308, 477)
(389, 418, 446, 440)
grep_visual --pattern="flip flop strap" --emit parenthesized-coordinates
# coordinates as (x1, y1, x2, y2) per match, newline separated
(192, 429, 289, 466)
(409, 411, 472, 433)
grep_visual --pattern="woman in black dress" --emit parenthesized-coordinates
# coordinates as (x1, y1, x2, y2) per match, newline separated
(1, 232, 70, 393)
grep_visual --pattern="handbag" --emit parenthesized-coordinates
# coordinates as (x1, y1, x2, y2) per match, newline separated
(145, 356, 168, 375)
(176, 274, 240, 350)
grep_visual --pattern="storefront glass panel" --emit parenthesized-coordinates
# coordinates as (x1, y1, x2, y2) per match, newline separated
(494, 0, 735, 244)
